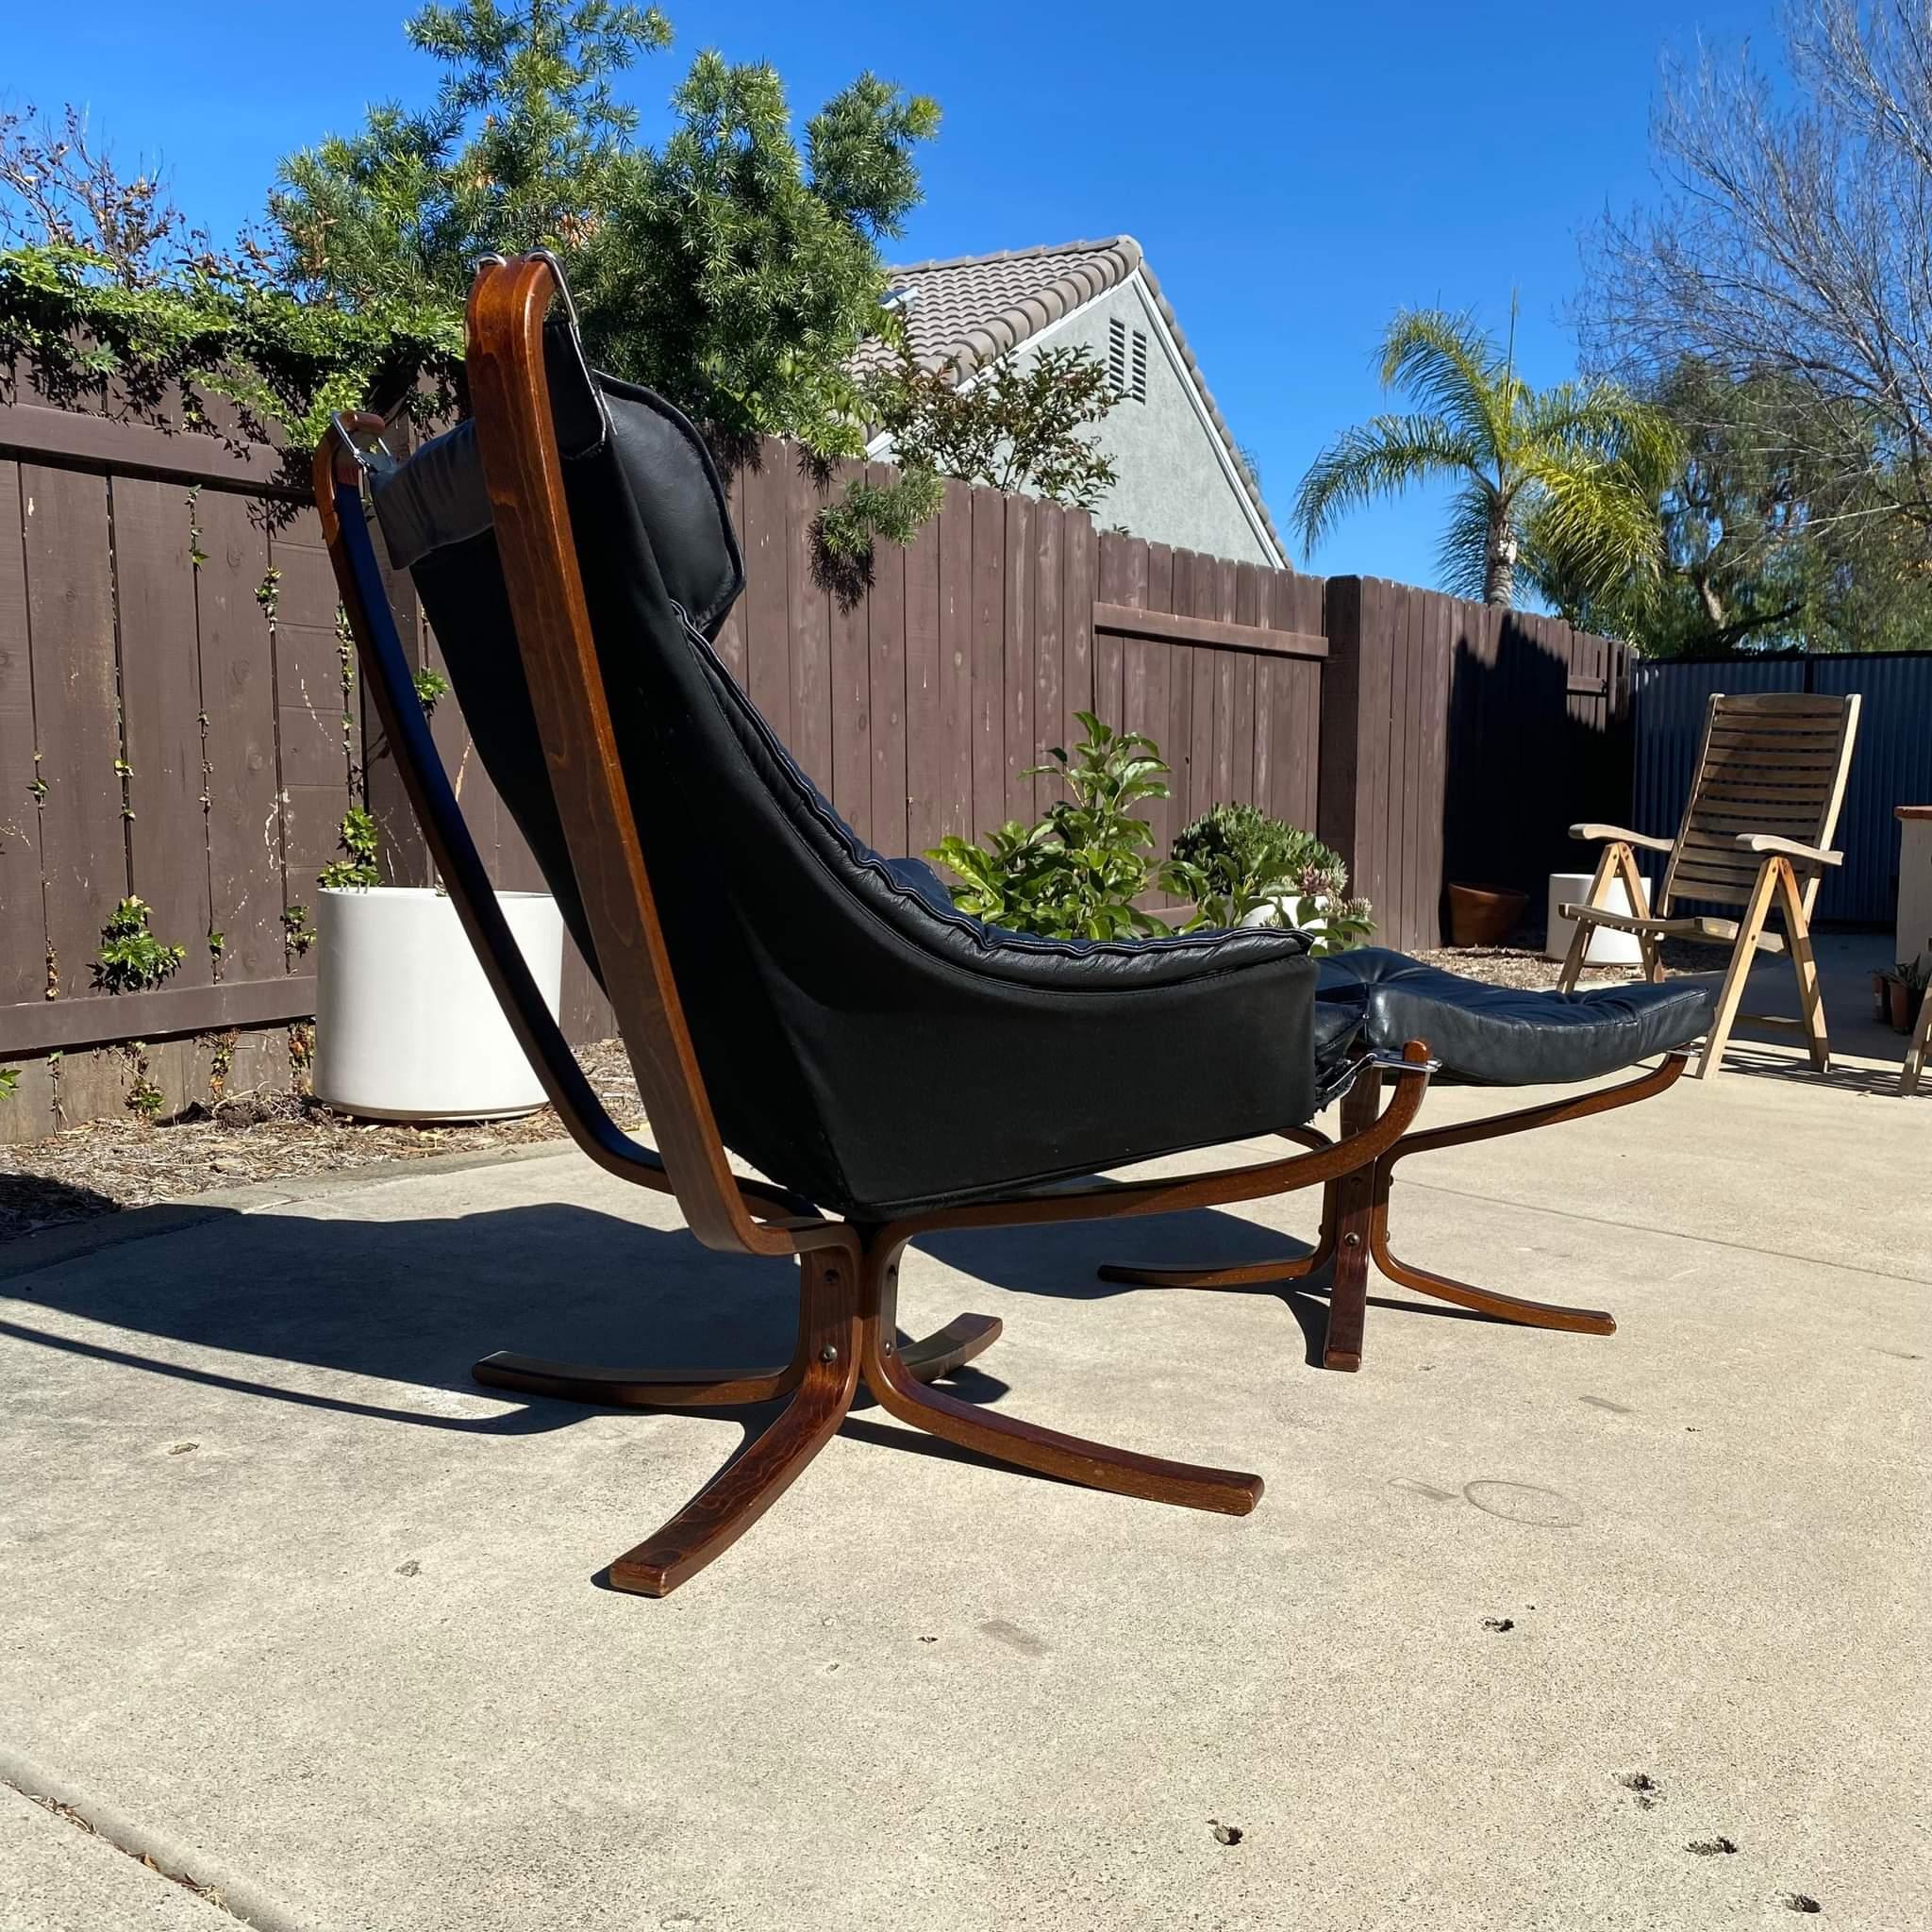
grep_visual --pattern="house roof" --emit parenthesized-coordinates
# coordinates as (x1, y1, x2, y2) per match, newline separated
(860, 236, 1282, 561)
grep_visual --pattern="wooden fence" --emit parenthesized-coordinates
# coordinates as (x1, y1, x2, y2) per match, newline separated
(0, 398, 1630, 1138)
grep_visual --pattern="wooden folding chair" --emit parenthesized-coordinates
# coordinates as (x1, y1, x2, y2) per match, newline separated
(314, 252, 1437, 1598)
(1558, 691, 1861, 1079)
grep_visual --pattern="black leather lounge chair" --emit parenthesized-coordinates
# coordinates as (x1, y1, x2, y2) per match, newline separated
(316, 252, 1709, 1598)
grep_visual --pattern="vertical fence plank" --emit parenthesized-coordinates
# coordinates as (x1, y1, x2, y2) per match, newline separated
(743, 445, 791, 746)
(1138, 541, 1174, 854)
(114, 476, 213, 990)
(1003, 493, 1033, 824)
(786, 455, 832, 795)
(1403, 585, 1430, 947)
(938, 478, 974, 841)
(828, 463, 873, 841)
(1094, 532, 1128, 738)
(1033, 501, 1063, 814)
(195, 489, 282, 983)
(1061, 510, 1095, 729)
(867, 462, 908, 858)
(271, 510, 360, 919)
(903, 492, 943, 858)
(0, 460, 45, 1008)
(970, 487, 1006, 839)
(22, 465, 128, 1002)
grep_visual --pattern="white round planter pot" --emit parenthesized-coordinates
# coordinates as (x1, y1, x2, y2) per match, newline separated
(1545, 871, 1649, 967)
(312, 887, 563, 1122)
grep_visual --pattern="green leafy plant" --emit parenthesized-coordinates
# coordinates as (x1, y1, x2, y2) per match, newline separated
(823, 341, 1121, 559)
(317, 807, 380, 890)
(412, 665, 451, 714)
(0, 1065, 19, 1102)
(926, 712, 1190, 940)
(123, 1041, 165, 1121)
(282, 905, 316, 958)
(92, 896, 187, 992)
(1169, 805, 1374, 955)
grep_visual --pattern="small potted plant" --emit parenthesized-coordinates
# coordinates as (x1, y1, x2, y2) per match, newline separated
(1882, 956, 1929, 1036)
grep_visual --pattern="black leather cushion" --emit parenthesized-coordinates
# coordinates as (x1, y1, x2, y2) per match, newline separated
(374, 325, 1326, 1219)
(1314, 948, 1712, 1085)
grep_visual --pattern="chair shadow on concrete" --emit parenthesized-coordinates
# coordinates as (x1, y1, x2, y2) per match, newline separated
(0, 1192, 1498, 1500)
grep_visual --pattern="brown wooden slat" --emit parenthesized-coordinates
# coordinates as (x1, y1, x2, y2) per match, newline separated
(0, 458, 47, 1008)
(937, 477, 974, 841)
(1136, 539, 1172, 856)
(0, 399, 304, 495)
(1060, 508, 1095, 728)
(1033, 502, 1064, 818)
(867, 462, 908, 858)
(1003, 493, 1033, 824)
(742, 450, 791, 743)
(0, 974, 316, 1057)
(786, 456, 833, 798)
(1090, 607, 1329, 660)
(114, 475, 214, 991)
(901, 489, 943, 857)
(1092, 532, 1126, 744)
(828, 460, 872, 841)
(22, 463, 129, 1001)
(970, 487, 1006, 836)
(195, 489, 283, 982)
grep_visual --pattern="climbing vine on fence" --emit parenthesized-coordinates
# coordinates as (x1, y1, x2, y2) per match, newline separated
(0, 243, 462, 458)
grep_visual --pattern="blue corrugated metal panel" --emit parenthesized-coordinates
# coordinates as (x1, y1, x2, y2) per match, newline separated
(1629, 655, 1932, 927)
(1807, 656, 1932, 923)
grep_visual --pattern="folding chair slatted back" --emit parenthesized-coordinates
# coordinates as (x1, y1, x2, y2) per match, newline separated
(1658, 692, 1860, 919)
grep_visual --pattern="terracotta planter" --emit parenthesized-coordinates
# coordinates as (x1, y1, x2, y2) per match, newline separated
(1886, 975, 1925, 1036)
(1447, 883, 1528, 948)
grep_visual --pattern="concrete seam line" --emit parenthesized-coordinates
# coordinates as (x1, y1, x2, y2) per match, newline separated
(0, 1755, 312, 1932)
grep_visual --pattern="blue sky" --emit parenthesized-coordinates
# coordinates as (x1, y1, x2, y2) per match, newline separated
(8, 0, 1780, 590)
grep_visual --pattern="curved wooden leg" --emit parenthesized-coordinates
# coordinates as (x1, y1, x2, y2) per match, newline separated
(861, 1240, 1262, 1516)
(1368, 1217, 1616, 1335)
(1319, 1073, 1385, 1372)
(474, 1353, 800, 1407)
(895, 1312, 1002, 1382)
(473, 1312, 1000, 1407)
(1096, 1234, 1333, 1292)
(607, 1250, 862, 1597)
(1097, 1147, 1340, 1292)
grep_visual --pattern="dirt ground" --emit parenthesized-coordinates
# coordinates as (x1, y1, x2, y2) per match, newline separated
(0, 1041, 645, 1243)
(0, 943, 1697, 1244)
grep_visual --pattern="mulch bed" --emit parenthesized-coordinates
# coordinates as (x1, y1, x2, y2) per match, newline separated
(0, 1041, 644, 1244)
(1, 941, 1716, 1245)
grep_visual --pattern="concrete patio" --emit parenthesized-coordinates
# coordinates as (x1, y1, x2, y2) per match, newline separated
(2, 938, 1926, 1932)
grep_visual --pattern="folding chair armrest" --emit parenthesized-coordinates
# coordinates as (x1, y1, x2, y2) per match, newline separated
(1569, 822, 1674, 854)
(1735, 834, 1842, 868)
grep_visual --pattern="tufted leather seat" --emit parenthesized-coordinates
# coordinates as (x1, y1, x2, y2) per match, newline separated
(1315, 948, 1713, 1086)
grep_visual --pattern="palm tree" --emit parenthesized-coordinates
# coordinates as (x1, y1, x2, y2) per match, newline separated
(1292, 304, 1678, 607)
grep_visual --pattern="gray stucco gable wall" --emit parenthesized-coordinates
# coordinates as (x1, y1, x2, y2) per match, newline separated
(866, 271, 1280, 568)
(1010, 276, 1277, 566)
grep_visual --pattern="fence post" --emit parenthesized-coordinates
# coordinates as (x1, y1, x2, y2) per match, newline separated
(1318, 575, 1406, 943)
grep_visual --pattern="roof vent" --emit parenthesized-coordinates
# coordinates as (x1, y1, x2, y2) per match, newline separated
(1108, 317, 1128, 396)
(1130, 329, 1148, 403)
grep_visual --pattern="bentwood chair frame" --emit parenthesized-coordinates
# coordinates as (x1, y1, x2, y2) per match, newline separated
(316, 252, 1441, 1598)
(1557, 691, 1861, 1078)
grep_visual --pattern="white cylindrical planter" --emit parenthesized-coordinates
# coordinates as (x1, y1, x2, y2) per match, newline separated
(1546, 872, 1648, 967)
(312, 887, 563, 1121)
